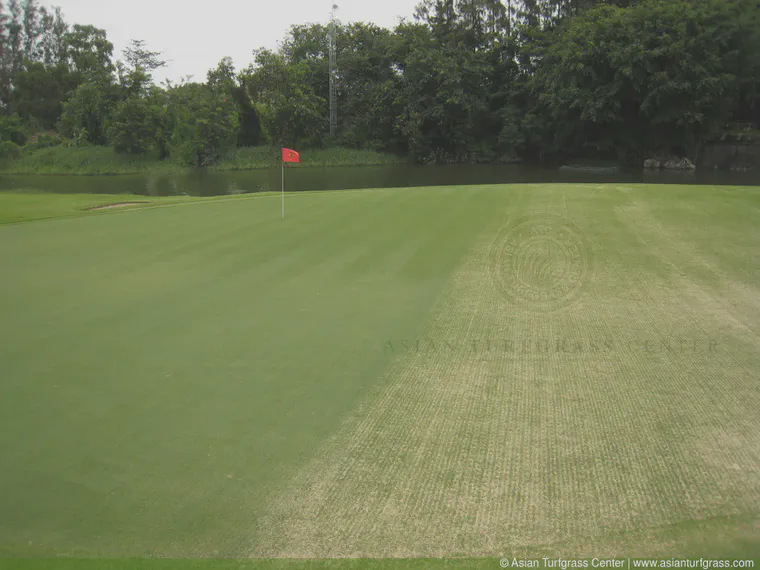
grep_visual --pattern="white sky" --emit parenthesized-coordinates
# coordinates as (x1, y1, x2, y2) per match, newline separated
(44, 0, 419, 83)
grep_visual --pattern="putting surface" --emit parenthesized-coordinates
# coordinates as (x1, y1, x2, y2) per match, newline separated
(0, 184, 758, 559)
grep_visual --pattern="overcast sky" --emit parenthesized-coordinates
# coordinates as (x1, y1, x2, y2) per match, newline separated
(43, 0, 418, 83)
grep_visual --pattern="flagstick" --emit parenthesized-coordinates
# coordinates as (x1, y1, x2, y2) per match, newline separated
(281, 162, 285, 219)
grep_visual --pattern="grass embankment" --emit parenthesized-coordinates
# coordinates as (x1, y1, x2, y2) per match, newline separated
(0, 145, 403, 175)
(214, 146, 403, 170)
(0, 185, 759, 561)
(1, 146, 188, 175)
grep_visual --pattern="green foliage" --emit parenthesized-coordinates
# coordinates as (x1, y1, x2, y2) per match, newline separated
(0, 143, 401, 174)
(58, 79, 114, 145)
(1, 0, 759, 168)
(24, 130, 59, 150)
(0, 112, 27, 163)
(530, 0, 760, 163)
(0, 0, 70, 110)
(116, 39, 166, 97)
(0, 114, 27, 146)
(0, 139, 21, 161)
(107, 93, 165, 155)
(234, 93, 262, 148)
(1, 144, 186, 174)
(63, 127, 88, 147)
(63, 24, 114, 81)
(214, 146, 402, 170)
(334, 23, 398, 151)
(169, 82, 239, 167)
(207, 56, 236, 94)
(391, 17, 516, 163)
(208, 57, 262, 148)
(12, 60, 77, 129)
(242, 49, 326, 148)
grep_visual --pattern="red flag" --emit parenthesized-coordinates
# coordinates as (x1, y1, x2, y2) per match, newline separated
(282, 148, 300, 163)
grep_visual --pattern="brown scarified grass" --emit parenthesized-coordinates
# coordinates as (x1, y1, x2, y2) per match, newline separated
(252, 191, 760, 558)
(615, 200, 760, 343)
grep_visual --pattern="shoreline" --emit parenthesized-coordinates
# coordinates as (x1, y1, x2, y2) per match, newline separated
(0, 145, 405, 176)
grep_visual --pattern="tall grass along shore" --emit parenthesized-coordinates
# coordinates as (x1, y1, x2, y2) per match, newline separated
(0, 146, 403, 176)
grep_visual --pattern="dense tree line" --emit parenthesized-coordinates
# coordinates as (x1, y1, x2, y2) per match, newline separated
(0, 0, 758, 167)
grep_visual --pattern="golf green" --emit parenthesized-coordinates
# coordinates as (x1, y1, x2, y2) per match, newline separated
(0, 184, 758, 560)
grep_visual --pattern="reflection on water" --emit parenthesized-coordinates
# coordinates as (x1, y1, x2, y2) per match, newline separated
(0, 164, 758, 197)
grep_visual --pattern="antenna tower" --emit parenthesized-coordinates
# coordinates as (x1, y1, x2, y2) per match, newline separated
(329, 4, 338, 137)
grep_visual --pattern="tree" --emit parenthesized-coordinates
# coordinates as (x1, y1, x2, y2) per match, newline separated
(0, 111, 24, 143)
(169, 81, 239, 166)
(207, 56, 236, 93)
(117, 39, 165, 97)
(391, 16, 499, 163)
(12, 59, 76, 128)
(1, 1, 70, 114)
(530, 0, 759, 164)
(0, 113, 25, 161)
(58, 79, 114, 144)
(63, 24, 114, 81)
(38, 6, 67, 66)
(0, 0, 23, 111)
(208, 57, 262, 147)
(0, 3, 10, 112)
(107, 91, 164, 154)
(22, 0, 45, 62)
(334, 23, 398, 150)
(242, 49, 325, 147)
(0, 0, 755, 168)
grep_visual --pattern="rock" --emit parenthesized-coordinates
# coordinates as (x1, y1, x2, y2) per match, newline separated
(644, 158, 660, 169)
(663, 157, 696, 170)
(560, 164, 619, 172)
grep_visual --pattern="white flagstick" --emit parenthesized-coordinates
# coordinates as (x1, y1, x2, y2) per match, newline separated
(281, 162, 285, 219)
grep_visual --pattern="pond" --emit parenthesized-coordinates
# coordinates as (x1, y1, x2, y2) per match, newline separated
(0, 163, 758, 197)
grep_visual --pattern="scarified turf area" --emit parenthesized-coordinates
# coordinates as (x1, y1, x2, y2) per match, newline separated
(1, 184, 759, 558)
(253, 192, 760, 557)
(252, 186, 760, 558)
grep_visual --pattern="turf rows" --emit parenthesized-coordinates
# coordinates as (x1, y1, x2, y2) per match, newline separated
(252, 188, 760, 558)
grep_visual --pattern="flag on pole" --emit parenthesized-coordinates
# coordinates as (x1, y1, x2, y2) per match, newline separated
(282, 148, 300, 163)
(281, 148, 299, 219)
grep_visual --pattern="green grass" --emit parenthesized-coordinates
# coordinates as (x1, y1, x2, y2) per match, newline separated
(0, 146, 403, 175)
(0, 560, 504, 570)
(0, 191, 204, 224)
(0, 184, 759, 564)
(2, 558, 519, 569)
(213, 146, 404, 171)
(1, 146, 188, 175)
